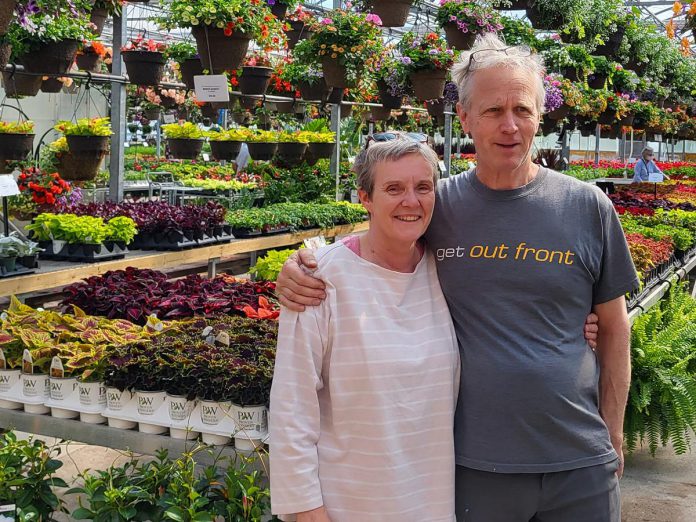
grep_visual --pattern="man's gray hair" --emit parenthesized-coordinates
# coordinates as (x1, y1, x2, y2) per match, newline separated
(451, 32, 546, 114)
(353, 135, 440, 196)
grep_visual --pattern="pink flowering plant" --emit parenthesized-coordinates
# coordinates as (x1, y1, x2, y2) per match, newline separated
(398, 31, 456, 72)
(373, 48, 410, 97)
(436, 0, 503, 36)
(121, 34, 167, 53)
(543, 74, 564, 113)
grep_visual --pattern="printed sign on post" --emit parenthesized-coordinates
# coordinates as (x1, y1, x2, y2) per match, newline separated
(648, 172, 664, 183)
(163, 114, 176, 124)
(0, 175, 20, 197)
(194, 75, 230, 102)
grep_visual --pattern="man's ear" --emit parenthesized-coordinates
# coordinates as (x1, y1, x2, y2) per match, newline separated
(456, 102, 470, 135)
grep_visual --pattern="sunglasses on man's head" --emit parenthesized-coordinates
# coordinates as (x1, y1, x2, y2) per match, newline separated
(365, 132, 428, 149)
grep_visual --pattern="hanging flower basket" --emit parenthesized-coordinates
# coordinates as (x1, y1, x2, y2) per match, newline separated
(619, 112, 634, 127)
(0, 0, 16, 36)
(239, 66, 273, 95)
(270, 1, 289, 20)
(597, 110, 615, 125)
(340, 104, 353, 119)
(55, 150, 106, 181)
(547, 103, 570, 120)
(370, 105, 392, 121)
(122, 50, 166, 86)
(364, 0, 413, 27)
(247, 142, 278, 161)
(22, 39, 80, 75)
(307, 142, 335, 160)
(540, 115, 559, 136)
(167, 138, 203, 159)
(89, 7, 109, 37)
(587, 73, 608, 90)
(0, 41, 10, 71)
(41, 78, 64, 93)
(594, 25, 626, 59)
(143, 107, 161, 121)
(240, 95, 258, 110)
(443, 23, 477, 51)
(275, 142, 308, 165)
(320, 56, 353, 89)
(191, 25, 251, 74)
(179, 58, 203, 90)
(200, 103, 218, 119)
(286, 20, 312, 50)
(377, 80, 403, 109)
(2, 71, 42, 98)
(76, 52, 102, 72)
(66, 135, 110, 154)
(0, 133, 34, 161)
(271, 100, 296, 113)
(409, 69, 448, 101)
(298, 79, 328, 101)
(210, 140, 242, 161)
(631, 117, 646, 131)
(525, 4, 563, 30)
(426, 98, 446, 123)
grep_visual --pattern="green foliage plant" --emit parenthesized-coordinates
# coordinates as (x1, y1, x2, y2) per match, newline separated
(162, 122, 204, 140)
(0, 121, 35, 134)
(164, 41, 198, 63)
(55, 117, 112, 137)
(250, 248, 298, 281)
(25, 213, 137, 245)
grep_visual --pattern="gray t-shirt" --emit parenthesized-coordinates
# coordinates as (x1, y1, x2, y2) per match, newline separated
(425, 167, 639, 473)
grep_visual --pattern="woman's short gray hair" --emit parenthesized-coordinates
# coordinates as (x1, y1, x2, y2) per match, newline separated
(353, 135, 440, 196)
(451, 32, 546, 114)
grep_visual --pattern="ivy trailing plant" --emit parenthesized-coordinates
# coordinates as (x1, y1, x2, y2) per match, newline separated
(625, 286, 696, 456)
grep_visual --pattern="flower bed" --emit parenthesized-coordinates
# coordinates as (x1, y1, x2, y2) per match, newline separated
(61, 268, 278, 325)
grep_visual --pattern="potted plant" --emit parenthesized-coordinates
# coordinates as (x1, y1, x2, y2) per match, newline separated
(284, 5, 316, 49)
(238, 52, 274, 95)
(165, 41, 201, 90)
(264, 0, 298, 21)
(543, 73, 567, 119)
(436, 1, 503, 50)
(310, 8, 384, 88)
(275, 131, 309, 166)
(48, 137, 106, 182)
(89, 0, 122, 37)
(121, 35, 167, 86)
(246, 129, 278, 162)
(0, 120, 34, 168)
(563, 44, 594, 81)
(355, 0, 413, 28)
(54, 117, 112, 155)
(162, 122, 204, 160)
(374, 52, 408, 109)
(587, 54, 613, 89)
(0, 234, 22, 272)
(525, 0, 586, 32)
(207, 128, 251, 161)
(303, 119, 336, 163)
(10, 167, 73, 220)
(281, 46, 329, 101)
(76, 40, 108, 72)
(398, 31, 455, 101)
(161, 0, 284, 74)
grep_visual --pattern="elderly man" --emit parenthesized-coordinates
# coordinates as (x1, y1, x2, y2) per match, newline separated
(277, 33, 637, 522)
(632, 146, 668, 183)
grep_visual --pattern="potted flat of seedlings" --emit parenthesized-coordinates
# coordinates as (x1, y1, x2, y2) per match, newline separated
(121, 35, 167, 86)
(0, 120, 34, 171)
(246, 129, 278, 161)
(226, 208, 265, 238)
(436, 1, 502, 51)
(208, 128, 250, 161)
(54, 117, 112, 181)
(399, 31, 455, 102)
(238, 53, 274, 95)
(165, 41, 201, 90)
(162, 121, 204, 159)
(162, 0, 284, 74)
(275, 130, 308, 166)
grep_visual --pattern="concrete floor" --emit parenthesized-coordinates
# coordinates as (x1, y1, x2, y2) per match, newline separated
(13, 433, 696, 521)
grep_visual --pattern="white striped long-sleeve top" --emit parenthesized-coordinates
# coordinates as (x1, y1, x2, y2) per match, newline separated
(269, 241, 460, 522)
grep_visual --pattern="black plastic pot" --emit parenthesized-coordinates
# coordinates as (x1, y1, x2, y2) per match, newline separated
(321, 56, 352, 89)
(370, 105, 392, 122)
(22, 39, 80, 75)
(271, 1, 288, 20)
(179, 58, 203, 90)
(247, 142, 278, 161)
(167, 138, 203, 160)
(55, 149, 107, 181)
(143, 108, 161, 121)
(298, 79, 329, 101)
(272, 100, 296, 113)
(377, 80, 403, 109)
(0, 133, 34, 161)
(364, 0, 413, 27)
(594, 24, 626, 58)
(89, 7, 109, 37)
(540, 116, 559, 136)
(409, 69, 447, 101)
(192, 25, 250, 74)
(17, 254, 38, 269)
(2, 71, 42, 98)
(306, 142, 335, 163)
(276, 142, 308, 164)
(443, 23, 477, 51)
(210, 140, 242, 161)
(239, 66, 273, 95)
(597, 110, 615, 125)
(286, 20, 312, 50)
(122, 50, 166, 85)
(41, 78, 64, 93)
(587, 73, 608, 89)
(525, 4, 564, 30)
(547, 103, 570, 120)
(76, 52, 102, 72)
(66, 135, 110, 153)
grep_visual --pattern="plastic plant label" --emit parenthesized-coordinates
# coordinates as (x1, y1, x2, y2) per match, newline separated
(205, 334, 216, 346)
(304, 236, 327, 249)
(146, 315, 164, 332)
(22, 350, 33, 375)
(215, 332, 230, 347)
(202, 153, 210, 162)
(194, 75, 230, 102)
(163, 114, 176, 124)
(50, 357, 64, 379)
(0, 504, 17, 522)
(0, 349, 5, 371)
(233, 405, 268, 438)
(0, 175, 20, 197)
(202, 326, 214, 337)
(1, 312, 8, 321)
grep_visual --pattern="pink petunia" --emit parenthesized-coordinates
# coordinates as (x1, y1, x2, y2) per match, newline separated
(366, 13, 383, 25)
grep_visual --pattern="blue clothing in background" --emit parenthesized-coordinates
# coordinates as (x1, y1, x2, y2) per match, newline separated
(632, 159, 662, 183)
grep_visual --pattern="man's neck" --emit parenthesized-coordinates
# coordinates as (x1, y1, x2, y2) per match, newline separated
(475, 161, 540, 190)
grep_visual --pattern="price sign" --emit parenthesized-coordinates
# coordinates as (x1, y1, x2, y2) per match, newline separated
(194, 75, 230, 102)
(648, 172, 664, 183)
(0, 175, 19, 197)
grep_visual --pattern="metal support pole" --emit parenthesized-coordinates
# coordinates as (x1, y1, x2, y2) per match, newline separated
(108, 13, 127, 203)
(155, 113, 161, 158)
(594, 124, 601, 166)
(330, 103, 341, 201)
(684, 140, 687, 161)
(561, 128, 571, 169)
(670, 139, 675, 162)
(658, 138, 662, 161)
(443, 103, 453, 178)
(620, 130, 627, 163)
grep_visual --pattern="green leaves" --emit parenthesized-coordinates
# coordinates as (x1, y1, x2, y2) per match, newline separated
(25, 213, 138, 246)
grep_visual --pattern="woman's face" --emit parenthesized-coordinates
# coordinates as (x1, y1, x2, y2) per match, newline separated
(358, 154, 436, 245)
(643, 151, 653, 161)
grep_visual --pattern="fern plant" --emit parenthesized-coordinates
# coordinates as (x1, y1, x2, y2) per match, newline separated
(625, 285, 696, 456)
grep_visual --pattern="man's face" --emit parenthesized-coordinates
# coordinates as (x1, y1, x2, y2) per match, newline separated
(456, 67, 540, 175)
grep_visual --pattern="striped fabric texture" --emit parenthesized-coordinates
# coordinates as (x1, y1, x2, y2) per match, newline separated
(270, 241, 460, 522)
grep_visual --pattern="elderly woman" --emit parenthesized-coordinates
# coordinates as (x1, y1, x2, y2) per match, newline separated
(632, 146, 669, 183)
(276, 32, 629, 522)
(269, 137, 460, 522)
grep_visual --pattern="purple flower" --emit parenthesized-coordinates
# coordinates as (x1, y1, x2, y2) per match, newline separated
(266, 0, 277, 5)
(401, 56, 412, 65)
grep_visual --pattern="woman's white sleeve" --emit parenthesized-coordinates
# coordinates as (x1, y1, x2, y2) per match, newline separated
(270, 304, 329, 517)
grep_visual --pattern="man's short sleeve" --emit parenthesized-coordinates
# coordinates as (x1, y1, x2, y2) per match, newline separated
(593, 192, 640, 305)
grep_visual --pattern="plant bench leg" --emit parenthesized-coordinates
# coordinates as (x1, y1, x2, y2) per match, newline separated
(207, 257, 220, 278)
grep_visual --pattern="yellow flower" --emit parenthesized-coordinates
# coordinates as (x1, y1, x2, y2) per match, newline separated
(320, 44, 326, 49)
(331, 53, 337, 58)
(672, 1, 682, 15)
(351, 46, 356, 52)
(338, 47, 344, 53)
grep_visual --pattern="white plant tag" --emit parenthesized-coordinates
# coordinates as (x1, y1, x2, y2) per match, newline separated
(0, 349, 6, 370)
(50, 356, 64, 379)
(304, 236, 327, 249)
(215, 332, 230, 347)
(22, 349, 33, 375)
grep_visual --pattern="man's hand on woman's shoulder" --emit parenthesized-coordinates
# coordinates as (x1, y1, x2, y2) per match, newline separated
(276, 249, 326, 311)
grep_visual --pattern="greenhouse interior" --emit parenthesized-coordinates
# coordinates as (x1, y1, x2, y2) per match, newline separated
(0, 0, 696, 520)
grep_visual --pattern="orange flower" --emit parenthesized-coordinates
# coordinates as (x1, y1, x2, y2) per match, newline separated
(673, 1, 683, 15)
(666, 19, 676, 39)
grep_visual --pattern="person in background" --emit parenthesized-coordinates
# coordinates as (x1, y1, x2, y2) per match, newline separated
(632, 146, 669, 183)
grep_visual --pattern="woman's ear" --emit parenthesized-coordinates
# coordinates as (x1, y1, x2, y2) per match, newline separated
(358, 188, 372, 215)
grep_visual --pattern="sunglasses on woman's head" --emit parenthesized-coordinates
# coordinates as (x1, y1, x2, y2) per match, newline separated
(365, 132, 428, 149)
